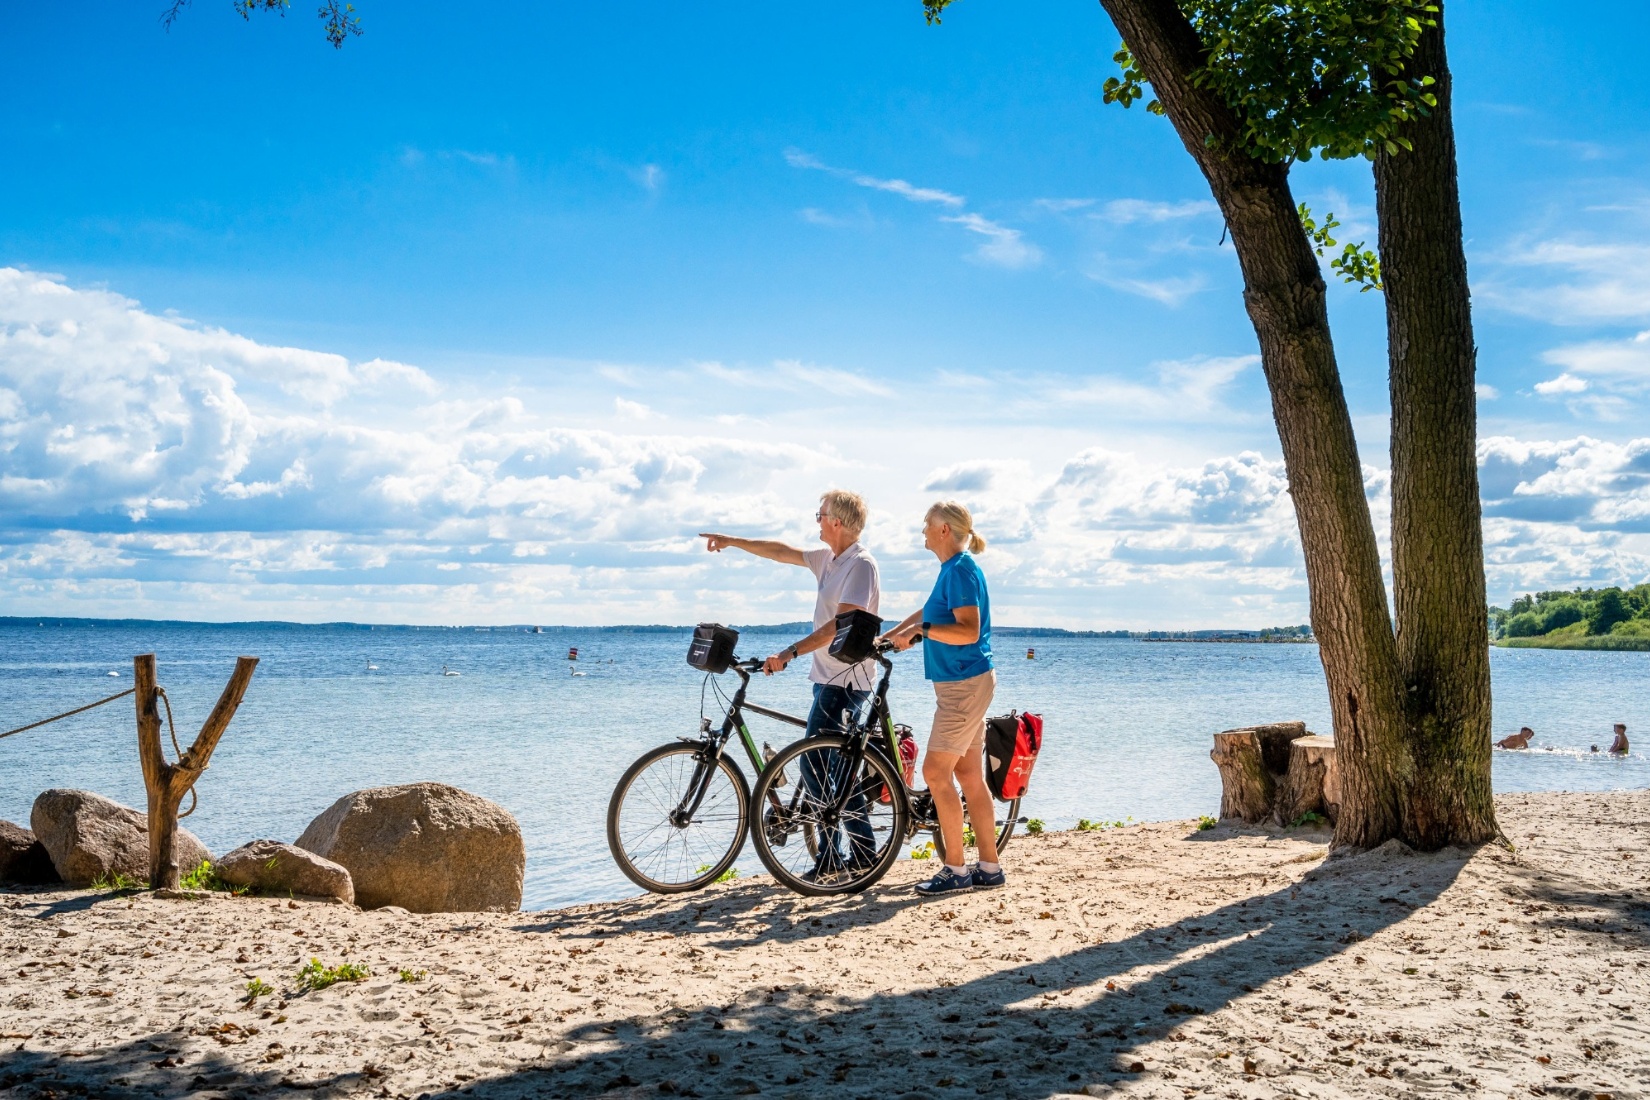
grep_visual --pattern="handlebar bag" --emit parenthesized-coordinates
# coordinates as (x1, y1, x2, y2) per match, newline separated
(827, 608, 884, 664)
(985, 710, 1043, 801)
(687, 623, 739, 674)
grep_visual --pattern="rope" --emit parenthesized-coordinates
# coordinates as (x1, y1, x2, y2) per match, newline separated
(1, 683, 199, 818)
(154, 687, 198, 818)
(0, 688, 135, 740)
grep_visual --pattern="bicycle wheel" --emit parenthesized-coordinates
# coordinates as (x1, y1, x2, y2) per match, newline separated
(607, 742, 750, 894)
(748, 733, 908, 897)
(930, 797, 1021, 867)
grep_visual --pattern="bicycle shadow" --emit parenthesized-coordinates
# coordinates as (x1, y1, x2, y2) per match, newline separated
(514, 872, 932, 950)
(447, 834, 1476, 1099)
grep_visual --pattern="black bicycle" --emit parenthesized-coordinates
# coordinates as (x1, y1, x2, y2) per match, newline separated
(747, 638, 1023, 897)
(606, 653, 815, 893)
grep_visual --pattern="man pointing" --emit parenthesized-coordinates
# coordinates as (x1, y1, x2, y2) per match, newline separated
(700, 489, 881, 878)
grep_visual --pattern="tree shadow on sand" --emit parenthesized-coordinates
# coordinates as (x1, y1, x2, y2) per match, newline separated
(437, 834, 1475, 1099)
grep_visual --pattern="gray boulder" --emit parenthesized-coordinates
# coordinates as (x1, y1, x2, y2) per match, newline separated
(1, 820, 60, 885)
(296, 782, 524, 913)
(29, 789, 211, 887)
(215, 839, 354, 904)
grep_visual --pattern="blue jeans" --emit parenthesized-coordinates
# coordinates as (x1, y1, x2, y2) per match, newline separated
(801, 683, 874, 871)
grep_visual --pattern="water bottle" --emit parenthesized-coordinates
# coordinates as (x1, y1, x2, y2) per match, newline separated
(763, 742, 788, 787)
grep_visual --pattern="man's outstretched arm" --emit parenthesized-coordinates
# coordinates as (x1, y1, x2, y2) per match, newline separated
(699, 533, 806, 567)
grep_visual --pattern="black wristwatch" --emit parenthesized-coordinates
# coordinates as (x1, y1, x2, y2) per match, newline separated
(919, 622, 931, 640)
(786, 643, 800, 660)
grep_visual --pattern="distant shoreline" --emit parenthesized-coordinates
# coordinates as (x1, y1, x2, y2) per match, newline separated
(1496, 635, 1650, 652)
(0, 616, 1313, 641)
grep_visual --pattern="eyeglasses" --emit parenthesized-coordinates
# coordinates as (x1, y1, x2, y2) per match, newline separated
(815, 511, 832, 522)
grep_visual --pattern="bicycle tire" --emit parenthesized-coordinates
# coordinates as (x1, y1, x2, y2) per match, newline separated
(748, 733, 908, 897)
(607, 742, 750, 894)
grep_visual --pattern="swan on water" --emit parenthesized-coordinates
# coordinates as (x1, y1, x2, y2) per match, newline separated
(442, 665, 461, 676)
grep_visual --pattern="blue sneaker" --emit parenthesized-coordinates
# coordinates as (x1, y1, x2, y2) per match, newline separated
(914, 868, 974, 896)
(971, 865, 1006, 890)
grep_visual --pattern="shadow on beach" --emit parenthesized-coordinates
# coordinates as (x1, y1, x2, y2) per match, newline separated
(5, 819, 1646, 1100)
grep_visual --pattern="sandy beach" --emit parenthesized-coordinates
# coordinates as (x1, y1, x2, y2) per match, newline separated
(3, 789, 1647, 1099)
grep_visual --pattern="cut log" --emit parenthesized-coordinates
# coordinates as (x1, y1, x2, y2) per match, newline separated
(1211, 722, 1334, 827)
(1211, 729, 1270, 823)
(1277, 735, 1339, 826)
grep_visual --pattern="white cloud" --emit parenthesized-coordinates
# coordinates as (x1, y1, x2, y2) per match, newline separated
(1476, 383, 1500, 400)
(1485, 239, 1650, 324)
(1542, 329, 1650, 391)
(632, 163, 665, 192)
(1095, 199, 1218, 224)
(613, 397, 654, 420)
(784, 149, 964, 208)
(942, 213, 1043, 269)
(1534, 373, 1589, 395)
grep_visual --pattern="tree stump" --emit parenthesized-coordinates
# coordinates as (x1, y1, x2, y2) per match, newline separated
(135, 653, 258, 890)
(1276, 734, 1339, 825)
(1211, 722, 1304, 823)
(1210, 722, 1338, 826)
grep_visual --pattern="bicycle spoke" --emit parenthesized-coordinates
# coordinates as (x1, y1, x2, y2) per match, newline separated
(612, 745, 746, 890)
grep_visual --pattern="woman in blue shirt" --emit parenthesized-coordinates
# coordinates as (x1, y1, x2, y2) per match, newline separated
(885, 501, 1000, 896)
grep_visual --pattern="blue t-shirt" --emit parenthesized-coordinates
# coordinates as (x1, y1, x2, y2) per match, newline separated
(922, 552, 993, 682)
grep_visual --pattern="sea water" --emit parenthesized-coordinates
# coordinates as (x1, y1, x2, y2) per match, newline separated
(1, 621, 1645, 909)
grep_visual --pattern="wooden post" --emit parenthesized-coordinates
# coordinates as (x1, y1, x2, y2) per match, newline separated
(135, 653, 259, 890)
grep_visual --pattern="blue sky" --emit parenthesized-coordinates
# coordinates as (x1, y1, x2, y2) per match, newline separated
(2, 1, 1648, 627)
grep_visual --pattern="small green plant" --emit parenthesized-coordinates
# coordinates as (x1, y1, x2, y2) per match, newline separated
(910, 841, 935, 860)
(1025, 819, 1044, 836)
(695, 864, 741, 883)
(961, 825, 977, 848)
(1197, 815, 1218, 831)
(397, 968, 428, 983)
(296, 958, 369, 992)
(243, 977, 274, 1005)
(179, 859, 252, 896)
(1075, 818, 1102, 832)
(1290, 810, 1328, 829)
(89, 870, 145, 891)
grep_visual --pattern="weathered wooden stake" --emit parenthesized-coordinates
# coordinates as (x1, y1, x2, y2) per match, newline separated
(135, 653, 259, 890)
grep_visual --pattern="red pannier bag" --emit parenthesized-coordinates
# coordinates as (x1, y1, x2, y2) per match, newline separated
(985, 711, 1042, 801)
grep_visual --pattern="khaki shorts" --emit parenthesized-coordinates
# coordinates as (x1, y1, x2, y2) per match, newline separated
(927, 670, 997, 757)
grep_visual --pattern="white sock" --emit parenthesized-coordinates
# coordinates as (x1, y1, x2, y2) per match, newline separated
(945, 864, 967, 877)
(977, 861, 1000, 873)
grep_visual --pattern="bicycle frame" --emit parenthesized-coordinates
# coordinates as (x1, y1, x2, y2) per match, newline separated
(674, 659, 807, 824)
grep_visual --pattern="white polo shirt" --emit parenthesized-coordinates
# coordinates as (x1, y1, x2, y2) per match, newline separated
(803, 541, 881, 691)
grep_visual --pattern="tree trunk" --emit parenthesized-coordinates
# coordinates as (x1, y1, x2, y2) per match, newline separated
(135, 653, 259, 890)
(1374, 3, 1498, 846)
(1097, 0, 1410, 849)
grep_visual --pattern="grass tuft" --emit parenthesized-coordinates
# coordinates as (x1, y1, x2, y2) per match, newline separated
(1025, 818, 1044, 836)
(397, 968, 428, 983)
(1289, 810, 1328, 829)
(1197, 814, 1218, 831)
(89, 870, 145, 892)
(296, 958, 369, 992)
(243, 977, 274, 1005)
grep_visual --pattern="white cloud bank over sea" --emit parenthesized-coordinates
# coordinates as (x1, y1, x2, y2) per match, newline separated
(2, 267, 1648, 627)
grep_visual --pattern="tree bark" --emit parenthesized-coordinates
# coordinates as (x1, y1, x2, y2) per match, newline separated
(1374, 3, 1498, 846)
(1097, 0, 1410, 848)
(135, 653, 259, 889)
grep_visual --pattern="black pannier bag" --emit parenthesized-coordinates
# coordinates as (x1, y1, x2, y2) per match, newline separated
(985, 710, 1043, 801)
(687, 623, 738, 674)
(827, 609, 883, 664)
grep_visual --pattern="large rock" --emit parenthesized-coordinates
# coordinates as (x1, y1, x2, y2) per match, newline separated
(1, 820, 60, 885)
(296, 782, 524, 913)
(215, 840, 354, 904)
(29, 789, 211, 887)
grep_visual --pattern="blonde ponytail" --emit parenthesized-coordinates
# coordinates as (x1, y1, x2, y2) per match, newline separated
(926, 500, 986, 554)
